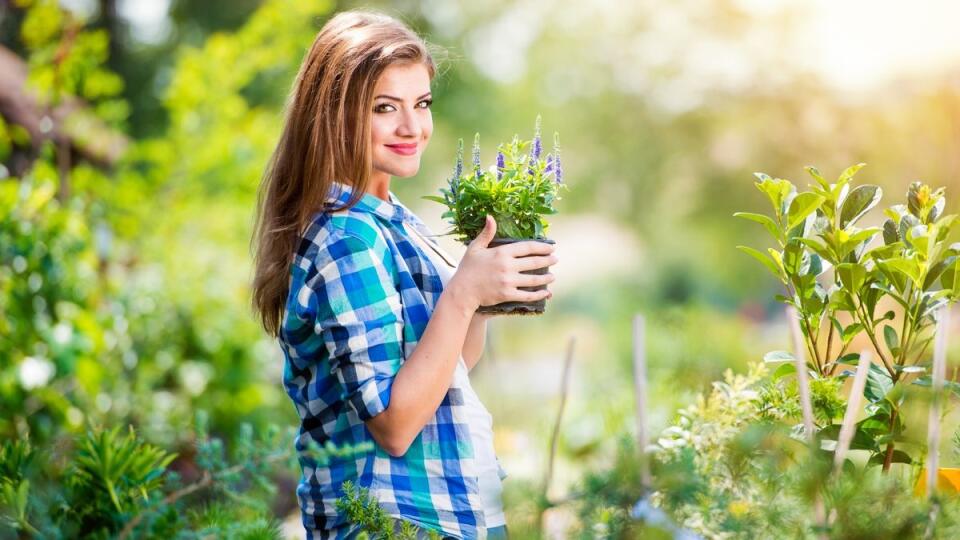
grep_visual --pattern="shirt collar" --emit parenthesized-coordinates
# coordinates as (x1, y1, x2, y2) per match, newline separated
(327, 181, 412, 223)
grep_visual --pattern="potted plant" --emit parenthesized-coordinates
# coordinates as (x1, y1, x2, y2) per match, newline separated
(735, 165, 960, 472)
(423, 116, 567, 315)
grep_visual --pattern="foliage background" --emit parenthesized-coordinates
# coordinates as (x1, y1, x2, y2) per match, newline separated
(3, 0, 960, 537)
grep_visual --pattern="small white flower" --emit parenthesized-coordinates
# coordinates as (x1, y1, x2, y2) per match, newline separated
(19, 356, 55, 389)
(52, 322, 72, 344)
(179, 361, 212, 396)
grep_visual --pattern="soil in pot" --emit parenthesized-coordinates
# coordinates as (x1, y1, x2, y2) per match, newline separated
(476, 237, 556, 315)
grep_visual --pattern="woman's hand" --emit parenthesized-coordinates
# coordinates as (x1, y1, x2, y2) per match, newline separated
(446, 215, 558, 314)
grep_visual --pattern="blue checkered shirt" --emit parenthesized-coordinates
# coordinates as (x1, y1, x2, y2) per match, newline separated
(279, 181, 486, 539)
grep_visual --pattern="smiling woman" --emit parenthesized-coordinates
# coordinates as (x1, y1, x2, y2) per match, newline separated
(368, 63, 434, 195)
(250, 9, 556, 540)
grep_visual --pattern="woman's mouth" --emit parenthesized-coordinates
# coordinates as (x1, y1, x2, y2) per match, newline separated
(385, 143, 418, 156)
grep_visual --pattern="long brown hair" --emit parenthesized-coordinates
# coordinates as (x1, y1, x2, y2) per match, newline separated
(251, 10, 436, 336)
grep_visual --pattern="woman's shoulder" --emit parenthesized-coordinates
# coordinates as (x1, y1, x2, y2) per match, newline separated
(297, 209, 389, 269)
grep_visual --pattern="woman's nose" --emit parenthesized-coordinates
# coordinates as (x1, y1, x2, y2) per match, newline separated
(396, 108, 422, 138)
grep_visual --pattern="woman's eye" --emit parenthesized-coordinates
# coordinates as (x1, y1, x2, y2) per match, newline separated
(374, 103, 396, 113)
(417, 99, 433, 109)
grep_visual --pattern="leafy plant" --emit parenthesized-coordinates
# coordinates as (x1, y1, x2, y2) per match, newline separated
(736, 165, 959, 471)
(336, 480, 443, 540)
(423, 116, 567, 242)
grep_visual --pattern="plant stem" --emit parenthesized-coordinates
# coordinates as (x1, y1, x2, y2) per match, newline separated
(824, 318, 836, 374)
(800, 314, 823, 375)
(854, 299, 895, 377)
(898, 285, 916, 367)
(882, 405, 900, 473)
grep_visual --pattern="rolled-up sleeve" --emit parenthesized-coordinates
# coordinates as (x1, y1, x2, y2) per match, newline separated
(301, 232, 404, 421)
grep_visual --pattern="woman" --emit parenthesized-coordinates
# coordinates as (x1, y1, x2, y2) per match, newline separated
(251, 10, 558, 540)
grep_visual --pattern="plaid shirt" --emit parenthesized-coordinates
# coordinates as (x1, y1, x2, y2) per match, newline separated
(279, 181, 486, 539)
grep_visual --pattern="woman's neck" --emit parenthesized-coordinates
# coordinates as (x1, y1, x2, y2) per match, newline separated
(368, 172, 391, 202)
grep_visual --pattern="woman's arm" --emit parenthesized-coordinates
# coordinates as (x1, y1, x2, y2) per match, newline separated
(365, 216, 555, 457)
(462, 313, 490, 371)
(365, 283, 477, 456)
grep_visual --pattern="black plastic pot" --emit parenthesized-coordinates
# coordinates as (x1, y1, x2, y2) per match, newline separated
(477, 237, 556, 315)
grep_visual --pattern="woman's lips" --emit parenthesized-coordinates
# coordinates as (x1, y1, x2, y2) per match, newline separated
(385, 143, 418, 156)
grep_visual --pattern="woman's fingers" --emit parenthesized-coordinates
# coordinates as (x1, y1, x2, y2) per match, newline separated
(514, 255, 558, 272)
(499, 240, 555, 258)
(514, 272, 555, 288)
(510, 288, 553, 303)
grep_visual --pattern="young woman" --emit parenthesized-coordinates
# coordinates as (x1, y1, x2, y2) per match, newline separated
(251, 10, 557, 540)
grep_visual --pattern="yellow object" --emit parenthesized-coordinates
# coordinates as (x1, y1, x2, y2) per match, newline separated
(914, 468, 960, 496)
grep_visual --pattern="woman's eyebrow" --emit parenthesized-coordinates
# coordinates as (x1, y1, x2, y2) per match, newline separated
(374, 92, 432, 102)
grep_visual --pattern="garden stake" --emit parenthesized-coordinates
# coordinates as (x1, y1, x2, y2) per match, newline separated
(832, 350, 872, 476)
(926, 306, 951, 499)
(787, 305, 828, 536)
(539, 335, 576, 533)
(632, 314, 652, 490)
(787, 306, 816, 442)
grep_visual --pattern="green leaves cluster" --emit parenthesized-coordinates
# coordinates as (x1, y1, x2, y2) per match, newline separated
(423, 117, 567, 243)
(336, 481, 443, 540)
(737, 164, 959, 472)
(0, 415, 369, 539)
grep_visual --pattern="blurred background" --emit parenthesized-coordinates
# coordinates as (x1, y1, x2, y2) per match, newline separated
(2, 0, 960, 537)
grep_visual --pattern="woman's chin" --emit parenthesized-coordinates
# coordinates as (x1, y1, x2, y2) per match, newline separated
(385, 165, 421, 178)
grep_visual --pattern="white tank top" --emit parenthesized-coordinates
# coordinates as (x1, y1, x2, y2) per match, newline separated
(400, 220, 507, 527)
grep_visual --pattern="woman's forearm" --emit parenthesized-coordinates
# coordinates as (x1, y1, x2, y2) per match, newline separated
(364, 283, 475, 456)
(462, 314, 488, 371)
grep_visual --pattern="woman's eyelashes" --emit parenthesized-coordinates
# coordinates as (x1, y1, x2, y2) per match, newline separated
(372, 99, 432, 114)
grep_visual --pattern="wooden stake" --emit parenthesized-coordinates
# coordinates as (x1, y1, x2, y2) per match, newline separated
(786, 305, 827, 536)
(926, 306, 951, 498)
(787, 306, 816, 442)
(542, 336, 576, 502)
(833, 350, 872, 475)
(632, 314, 652, 490)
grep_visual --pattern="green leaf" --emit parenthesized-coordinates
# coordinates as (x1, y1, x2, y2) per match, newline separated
(836, 262, 867, 292)
(782, 241, 804, 275)
(840, 185, 882, 229)
(736, 246, 783, 280)
(421, 195, 448, 204)
(864, 362, 893, 403)
(883, 325, 900, 357)
(754, 176, 794, 218)
(734, 212, 781, 241)
(773, 362, 797, 380)
(879, 256, 924, 289)
(819, 424, 880, 452)
(764, 350, 796, 363)
(837, 163, 867, 185)
(943, 257, 960, 298)
(895, 365, 925, 374)
(882, 218, 900, 245)
(797, 237, 835, 264)
(868, 450, 912, 466)
(805, 165, 828, 188)
(912, 376, 960, 399)
(787, 192, 825, 230)
(840, 324, 864, 344)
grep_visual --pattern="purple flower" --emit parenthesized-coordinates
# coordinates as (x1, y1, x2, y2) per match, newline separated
(472, 133, 481, 176)
(496, 151, 505, 180)
(544, 153, 554, 175)
(450, 139, 463, 190)
(553, 132, 563, 185)
(528, 115, 542, 175)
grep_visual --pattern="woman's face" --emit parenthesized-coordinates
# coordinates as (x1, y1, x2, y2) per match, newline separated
(369, 62, 433, 180)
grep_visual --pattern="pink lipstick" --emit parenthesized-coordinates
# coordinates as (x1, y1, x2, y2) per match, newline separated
(385, 143, 418, 156)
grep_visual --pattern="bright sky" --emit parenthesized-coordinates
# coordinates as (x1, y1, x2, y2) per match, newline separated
(787, 0, 960, 92)
(53, 0, 960, 94)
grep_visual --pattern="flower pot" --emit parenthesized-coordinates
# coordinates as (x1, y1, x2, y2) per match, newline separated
(914, 467, 960, 496)
(477, 237, 556, 316)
